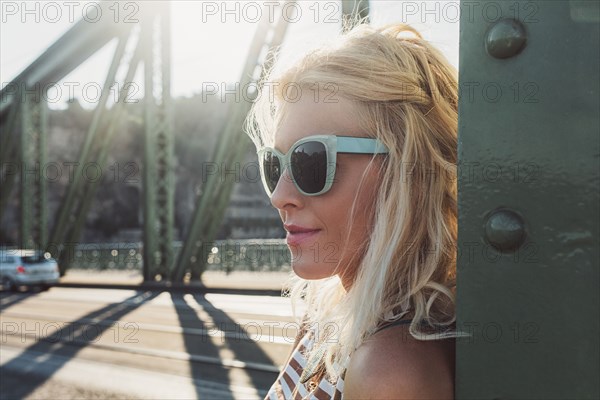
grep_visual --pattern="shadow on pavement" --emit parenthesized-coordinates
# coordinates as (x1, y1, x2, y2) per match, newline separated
(0, 290, 161, 399)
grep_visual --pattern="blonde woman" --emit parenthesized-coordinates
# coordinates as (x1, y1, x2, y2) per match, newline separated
(246, 21, 464, 400)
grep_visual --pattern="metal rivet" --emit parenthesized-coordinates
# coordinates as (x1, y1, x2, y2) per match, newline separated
(484, 209, 526, 252)
(485, 18, 527, 59)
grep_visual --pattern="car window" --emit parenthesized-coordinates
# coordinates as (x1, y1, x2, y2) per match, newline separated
(22, 254, 49, 263)
(1, 256, 16, 263)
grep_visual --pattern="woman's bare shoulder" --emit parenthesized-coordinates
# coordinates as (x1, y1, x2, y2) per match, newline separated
(343, 324, 455, 400)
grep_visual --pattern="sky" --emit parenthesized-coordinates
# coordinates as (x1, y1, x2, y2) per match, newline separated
(0, 1, 460, 109)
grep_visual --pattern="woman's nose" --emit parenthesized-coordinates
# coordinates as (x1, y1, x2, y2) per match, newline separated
(270, 167, 303, 210)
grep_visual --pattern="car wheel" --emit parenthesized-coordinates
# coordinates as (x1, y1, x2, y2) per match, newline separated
(2, 277, 16, 292)
(39, 284, 52, 291)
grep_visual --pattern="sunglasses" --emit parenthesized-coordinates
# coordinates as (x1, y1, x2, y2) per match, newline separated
(257, 134, 389, 197)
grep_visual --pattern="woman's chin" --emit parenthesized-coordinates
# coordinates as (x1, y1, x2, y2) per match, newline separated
(291, 262, 333, 280)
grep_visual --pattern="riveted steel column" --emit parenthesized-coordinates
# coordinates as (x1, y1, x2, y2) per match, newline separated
(456, 1, 599, 399)
(0, 100, 20, 169)
(142, 3, 174, 281)
(142, 13, 158, 281)
(20, 93, 47, 250)
(0, 101, 21, 223)
(157, 3, 175, 280)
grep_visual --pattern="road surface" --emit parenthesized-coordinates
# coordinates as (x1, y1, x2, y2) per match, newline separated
(0, 287, 304, 399)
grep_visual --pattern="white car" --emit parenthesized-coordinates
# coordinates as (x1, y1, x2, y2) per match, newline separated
(0, 249, 60, 291)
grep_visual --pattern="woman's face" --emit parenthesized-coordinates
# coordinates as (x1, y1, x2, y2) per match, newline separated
(270, 95, 383, 289)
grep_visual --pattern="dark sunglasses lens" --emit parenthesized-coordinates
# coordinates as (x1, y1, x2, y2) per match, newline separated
(291, 141, 328, 194)
(261, 152, 281, 194)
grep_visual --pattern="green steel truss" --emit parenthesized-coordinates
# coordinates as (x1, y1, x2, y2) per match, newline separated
(48, 35, 132, 273)
(0, 1, 597, 397)
(1, 2, 131, 243)
(0, 3, 173, 281)
(171, 0, 369, 281)
(0, 101, 21, 221)
(171, 1, 294, 281)
(142, 5, 175, 281)
(0, 1, 370, 281)
(20, 96, 47, 250)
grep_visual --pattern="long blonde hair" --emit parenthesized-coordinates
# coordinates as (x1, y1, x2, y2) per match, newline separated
(245, 20, 466, 379)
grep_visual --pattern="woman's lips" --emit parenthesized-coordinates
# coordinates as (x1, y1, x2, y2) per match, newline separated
(286, 230, 321, 246)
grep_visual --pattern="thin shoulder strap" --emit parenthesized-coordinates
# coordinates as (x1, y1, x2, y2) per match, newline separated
(374, 318, 412, 334)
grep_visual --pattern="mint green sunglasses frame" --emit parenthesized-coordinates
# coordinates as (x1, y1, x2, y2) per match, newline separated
(257, 134, 389, 197)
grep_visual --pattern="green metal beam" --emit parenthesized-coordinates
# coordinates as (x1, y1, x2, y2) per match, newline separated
(198, 8, 295, 276)
(142, 14, 157, 280)
(1, 4, 173, 282)
(49, 36, 129, 272)
(171, 1, 297, 282)
(157, 2, 175, 281)
(0, 101, 20, 166)
(0, 102, 21, 223)
(62, 49, 143, 268)
(0, 1, 130, 120)
(19, 96, 47, 250)
(456, 1, 599, 398)
(142, 3, 174, 281)
(0, 4, 131, 251)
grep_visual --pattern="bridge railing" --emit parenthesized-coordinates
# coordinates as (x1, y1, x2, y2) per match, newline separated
(2, 239, 292, 273)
